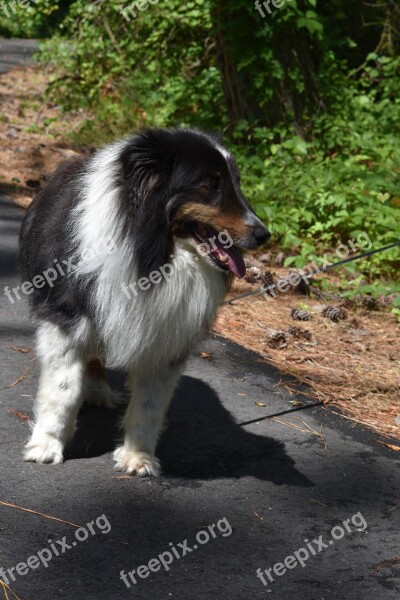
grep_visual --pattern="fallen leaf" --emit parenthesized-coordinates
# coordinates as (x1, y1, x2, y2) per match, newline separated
(255, 402, 267, 407)
(199, 352, 212, 360)
(6, 345, 30, 354)
(377, 441, 400, 451)
(289, 400, 304, 407)
(8, 409, 31, 422)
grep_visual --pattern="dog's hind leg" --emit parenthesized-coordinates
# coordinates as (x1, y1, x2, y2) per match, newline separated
(113, 363, 184, 476)
(83, 358, 119, 409)
(24, 320, 87, 464)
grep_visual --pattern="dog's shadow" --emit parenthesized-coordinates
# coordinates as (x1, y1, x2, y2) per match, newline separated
(67, 374, 312, 487)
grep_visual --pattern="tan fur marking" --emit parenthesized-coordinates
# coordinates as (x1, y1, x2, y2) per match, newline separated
(174, 203, 249, 238)
(212, 214, 249, 238)
(174, 203, 221, 224)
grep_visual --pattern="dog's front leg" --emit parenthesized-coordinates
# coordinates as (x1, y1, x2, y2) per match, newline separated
(24, 321, 85, 464)
(113, 363, 183, 476)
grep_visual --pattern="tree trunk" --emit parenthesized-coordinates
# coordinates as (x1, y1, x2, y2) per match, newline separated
(211, 1, 321, 133)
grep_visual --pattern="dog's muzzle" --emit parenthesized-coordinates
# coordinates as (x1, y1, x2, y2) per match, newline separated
(243, 214, 271, 249)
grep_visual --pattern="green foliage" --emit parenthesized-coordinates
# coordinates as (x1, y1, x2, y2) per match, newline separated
(39, 0, 224, 138)
(233, 53, 400, 290)
(0, 0, 73, 38)
(9, 0, 400, 297)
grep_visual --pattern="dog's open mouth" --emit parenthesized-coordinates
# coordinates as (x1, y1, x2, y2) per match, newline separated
(191, 223, 246, 279)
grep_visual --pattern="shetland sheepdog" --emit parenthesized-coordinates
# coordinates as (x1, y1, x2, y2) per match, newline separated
(19, 128, 270, 475)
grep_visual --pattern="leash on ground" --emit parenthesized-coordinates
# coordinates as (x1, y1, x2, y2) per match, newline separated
(224, 240, 400, 306)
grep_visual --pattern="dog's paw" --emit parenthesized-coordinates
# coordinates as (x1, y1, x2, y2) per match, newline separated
(83, 378, 119, 409)
(113, 446, 160, 477)
(24, 434, 64, 464)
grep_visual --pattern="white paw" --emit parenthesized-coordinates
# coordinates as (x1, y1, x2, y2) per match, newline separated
(24, 434, 64, 464)
(83, 378, 119, 409)
(113, 446, 160, 476)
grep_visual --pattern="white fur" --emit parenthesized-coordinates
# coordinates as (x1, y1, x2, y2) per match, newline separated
(113, 362, 183, 476)
(24, 320, 89, 464)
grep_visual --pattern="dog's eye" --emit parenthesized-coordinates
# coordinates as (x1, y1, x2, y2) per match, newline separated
(208, 176, 221, 192)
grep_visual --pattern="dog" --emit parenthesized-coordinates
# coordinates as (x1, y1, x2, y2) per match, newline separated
(19, 127, 270, 475)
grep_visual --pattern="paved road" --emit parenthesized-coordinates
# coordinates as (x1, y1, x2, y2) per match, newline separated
(0, 38, 38, 74)
(0, 194, 399, 600)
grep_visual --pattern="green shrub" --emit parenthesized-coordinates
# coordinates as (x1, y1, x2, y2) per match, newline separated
(13, 0, 400, 296)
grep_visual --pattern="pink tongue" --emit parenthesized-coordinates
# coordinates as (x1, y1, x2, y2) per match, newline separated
(213, 238, 246, 279)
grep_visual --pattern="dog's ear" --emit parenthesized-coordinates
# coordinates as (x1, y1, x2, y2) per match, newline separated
(120, 129, 176, 195)
(119, 130, 176, 279)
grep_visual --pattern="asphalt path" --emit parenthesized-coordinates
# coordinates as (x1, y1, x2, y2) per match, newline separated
(0, 38, 38, 74)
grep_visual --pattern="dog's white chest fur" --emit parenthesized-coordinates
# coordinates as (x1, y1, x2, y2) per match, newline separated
(86, 240, 226, 369)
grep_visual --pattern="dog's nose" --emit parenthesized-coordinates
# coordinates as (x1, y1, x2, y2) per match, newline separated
(254, 225, 271, 247)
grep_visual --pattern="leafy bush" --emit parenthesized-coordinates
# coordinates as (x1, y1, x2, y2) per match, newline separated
(0, 0, 73, 38)
(8, 0, 400, 295)
(235, 54, 400, 285)
(39, 0, 224, 140)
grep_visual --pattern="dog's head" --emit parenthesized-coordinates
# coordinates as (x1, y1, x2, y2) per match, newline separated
(120, 128, 270, 279)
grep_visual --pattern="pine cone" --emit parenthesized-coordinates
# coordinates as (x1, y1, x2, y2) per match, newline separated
(322, 305, 348, 322)
(267, 330, 288, 349)
(261, 271, 275, 295)
(245, 265, 262, 284)
(288, 326, 312, 341)
(291, 308, 311, 321)
(361, 296, 379, 311)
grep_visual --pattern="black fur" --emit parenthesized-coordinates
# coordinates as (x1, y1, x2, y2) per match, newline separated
(19, 157, 89, 329)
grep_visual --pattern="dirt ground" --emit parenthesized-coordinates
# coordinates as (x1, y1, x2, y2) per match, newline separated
(0, 66, 91, 208)
(1, 65, 399, 442)
(215, 264, 400, 440)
